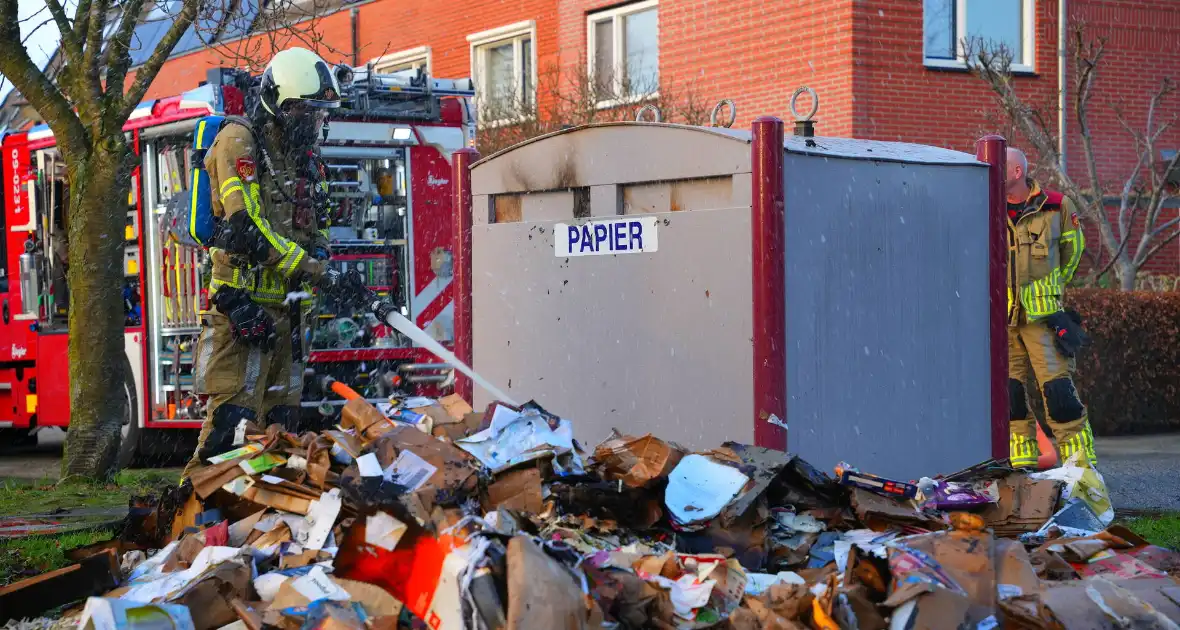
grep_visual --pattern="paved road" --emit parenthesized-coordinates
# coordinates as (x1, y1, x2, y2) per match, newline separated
(0, 428, 192, 480)
(3, 429, 1179, 512)
(1093, 433, 1180, 513)
(0, 428, 68, 480)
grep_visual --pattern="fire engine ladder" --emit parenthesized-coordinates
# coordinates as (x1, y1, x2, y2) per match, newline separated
(337, 66, 475, 121)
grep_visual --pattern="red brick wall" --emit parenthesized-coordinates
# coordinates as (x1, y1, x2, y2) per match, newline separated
(553, 0, 855, 134)
(660, 0, 855, 135)
(852, 0, 1180, 275)
(356, 0, 560, 80)
(135, 0, 560, 101)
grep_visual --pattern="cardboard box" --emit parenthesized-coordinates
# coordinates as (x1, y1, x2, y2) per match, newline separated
(592, 431, 685, 489)
(981, 474, 1062, 536)
(506, 536, 588, 630)
(372, 426, 478, 509)
(994, 539, 1042, 601)
(1041, 578, 1180, 629)
(483, 467, 544, 514)
(888, 529, 996, 625)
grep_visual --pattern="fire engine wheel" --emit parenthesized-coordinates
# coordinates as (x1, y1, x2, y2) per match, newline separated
(116, 364, 140, 470)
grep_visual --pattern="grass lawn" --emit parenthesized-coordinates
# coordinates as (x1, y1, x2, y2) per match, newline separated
(0, 469, 179, 586)
(1124, 513, 1180, 550)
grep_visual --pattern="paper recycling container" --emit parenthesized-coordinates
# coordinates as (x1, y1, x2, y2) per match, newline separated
(450, 118, 1010, 480)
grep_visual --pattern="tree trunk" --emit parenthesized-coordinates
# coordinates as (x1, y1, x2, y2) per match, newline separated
(60, 142, 133, 481)
(1115, 258, 1138, 291)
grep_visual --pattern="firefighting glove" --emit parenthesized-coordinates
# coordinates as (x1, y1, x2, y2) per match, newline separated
(320, 269, 397, 323)
(1044, 309, 1090, 358)
(212, 287, 277, 353)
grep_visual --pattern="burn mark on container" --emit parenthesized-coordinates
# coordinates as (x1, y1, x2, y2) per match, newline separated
(554, 157, 578, 189)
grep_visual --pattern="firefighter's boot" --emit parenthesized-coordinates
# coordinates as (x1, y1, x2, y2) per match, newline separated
(181, 403, 257, 481)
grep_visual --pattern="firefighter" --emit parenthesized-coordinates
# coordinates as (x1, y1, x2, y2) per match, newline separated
(183, 47, 342, 479)
(1005, 147, 1097, 469)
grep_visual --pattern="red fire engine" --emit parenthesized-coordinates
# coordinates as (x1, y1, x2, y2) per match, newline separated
(0, 66, 474, 463)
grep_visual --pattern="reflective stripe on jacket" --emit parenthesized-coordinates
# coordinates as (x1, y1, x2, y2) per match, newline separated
(1006, 181, 1085, 324)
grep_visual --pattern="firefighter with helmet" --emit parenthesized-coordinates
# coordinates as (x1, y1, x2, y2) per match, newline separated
(1004, 147, 1097, 470)
(183, 47, 343, 479)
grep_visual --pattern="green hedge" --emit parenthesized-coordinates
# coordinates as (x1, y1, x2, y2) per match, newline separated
(1026, 289, 1180, 435)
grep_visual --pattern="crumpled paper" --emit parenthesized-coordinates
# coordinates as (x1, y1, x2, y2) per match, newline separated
(457, 402, 585, 475)
(664, 455, 749, 530)
(1029, 461, 1113, 527)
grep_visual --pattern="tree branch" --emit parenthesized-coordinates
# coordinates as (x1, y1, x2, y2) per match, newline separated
(1094, 206, 1138, 281)
(75, 0, 112, 127)
(72, 0, 94, 48)
(1113, 78, 1179, 268)
(17, 4, 47, 23)
(1074, 28, 1106, 217)
(205, 0, 351, 74)
(969, 25, 1147, 286)
(1149, 214, 1180, 238)
(1139, 86, 1178, 230)
(103, 0, 149, 129)
(0, 0, 89, 156)
(44, 0, 84, 64)
(119, 0, 200, 122)
(1136, 224, 1180, 266)
(1113, 138, 1150, 242)
(20, 16, 56, 46)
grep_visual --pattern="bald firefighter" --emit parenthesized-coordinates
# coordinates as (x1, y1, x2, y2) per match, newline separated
(183, 48, 344, 479)
(1005, 147, 1097, 469)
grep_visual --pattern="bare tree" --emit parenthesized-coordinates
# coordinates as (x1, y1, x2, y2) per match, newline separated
(196, 0, 349, 73)
(0, 0, 331, 480)
(969, 25, 1180, 290)
(474, 58, 713, 156)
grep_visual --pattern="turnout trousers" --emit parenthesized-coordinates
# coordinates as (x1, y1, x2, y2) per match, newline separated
(181, 305, 306, 480)
(1008, 319, 1097, 468)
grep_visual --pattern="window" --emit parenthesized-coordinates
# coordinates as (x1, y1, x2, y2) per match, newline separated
(372, 46, 431, 75)
(468, 22, 536, 123)
(588, 0, 659, 106)
(924, 0, 1035, 72)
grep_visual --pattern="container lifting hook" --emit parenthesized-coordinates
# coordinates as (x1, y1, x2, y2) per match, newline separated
(634, 104, 662, 123)
(789, 87, 819, 137)
(710, 99, 737, 128)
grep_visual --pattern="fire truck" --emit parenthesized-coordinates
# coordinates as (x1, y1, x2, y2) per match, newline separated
(0, 66, 475, 464)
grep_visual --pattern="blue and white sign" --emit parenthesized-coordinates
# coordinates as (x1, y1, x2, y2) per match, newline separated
(555, 217, 659, 257)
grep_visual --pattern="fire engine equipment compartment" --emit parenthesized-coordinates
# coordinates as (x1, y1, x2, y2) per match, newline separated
(457, 119, 1005, 480)
(298, 66, 476, 404)
(142, 126, 209, 425)
(315, 149, 411, 353)
(0, 128, 144, 442)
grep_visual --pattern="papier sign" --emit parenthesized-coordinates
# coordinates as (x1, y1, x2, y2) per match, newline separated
(555, 217, 659, 257)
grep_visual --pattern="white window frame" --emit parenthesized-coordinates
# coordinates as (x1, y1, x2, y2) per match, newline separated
(370, 46, 432, 75)
(467, 21, 537, 125)
(587, 0, 659, 108)
(923, 0, 1036, 73)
